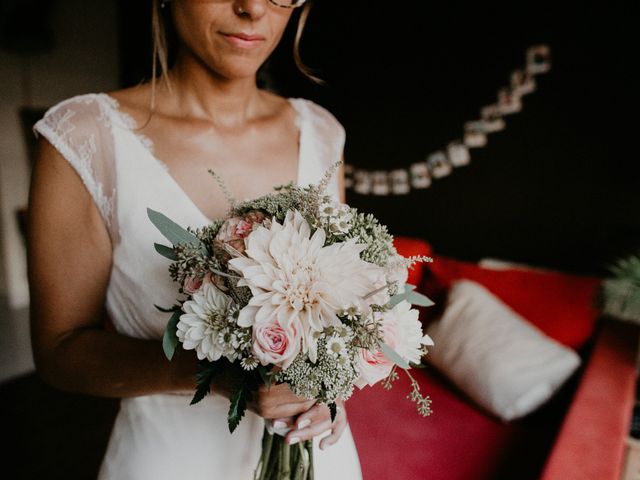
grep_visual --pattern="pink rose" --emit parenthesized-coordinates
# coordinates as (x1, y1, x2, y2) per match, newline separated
(354, 314, 399, 388)
(354, 346, 395, 389)
(252, 318, 301, 369)
(183, 272, 228, 295)
(215, 210, 271, 255)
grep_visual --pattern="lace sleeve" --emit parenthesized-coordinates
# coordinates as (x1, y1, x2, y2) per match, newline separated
(33, 94, 118, 242)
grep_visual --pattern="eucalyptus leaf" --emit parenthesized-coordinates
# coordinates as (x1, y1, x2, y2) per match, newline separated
(380, 341, 409, 369)
(154, 243, 179, 261)
(406, 290, 435, 307)
(162, 310, 181, 361)
(388, 284, 434, 308)
(147, 208, 206, 252)
(387, 294, 404, 309)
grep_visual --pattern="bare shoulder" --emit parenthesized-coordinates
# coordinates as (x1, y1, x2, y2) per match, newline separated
(257, 89, 296, 123)
(105, 83, 154, 123)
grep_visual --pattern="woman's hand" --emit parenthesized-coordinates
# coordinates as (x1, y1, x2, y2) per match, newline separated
(247, 383, 348, 449)
(211, 366, 348, 449)
(247, 383, 317, 420)
(280, 398, 348, 450)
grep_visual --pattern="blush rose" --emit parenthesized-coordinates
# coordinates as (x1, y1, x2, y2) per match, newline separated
(252, 319, 302, 369)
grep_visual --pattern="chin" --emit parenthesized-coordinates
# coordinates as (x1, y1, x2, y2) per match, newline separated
(213, 58, 266, 82)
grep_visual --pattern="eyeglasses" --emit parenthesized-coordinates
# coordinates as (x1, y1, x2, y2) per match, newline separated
(268, 0, 307, 8)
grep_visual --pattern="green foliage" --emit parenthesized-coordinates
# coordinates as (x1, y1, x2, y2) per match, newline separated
(388, 284, 435, 308)
(228, 384, 251, 434)
(190, 361, 223, 405)
(600, 250, 640, 323)
(147, 208, 207, 255)
(328, 402, 337, 423)
(608, 251, 640, 285)
(162, 310, 181, 361)
(154, 243, 179, 261)
(380, 341, 409, 369)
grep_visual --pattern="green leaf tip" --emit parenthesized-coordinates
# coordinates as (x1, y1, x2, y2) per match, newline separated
(228, 386, 249, 434)
(380, 341, 409, 369)
(162, 310, 181, 361)
(147, 208, 206, 253)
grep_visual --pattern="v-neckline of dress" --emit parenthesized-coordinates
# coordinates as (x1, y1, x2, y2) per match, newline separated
(98, 92, 307, 224)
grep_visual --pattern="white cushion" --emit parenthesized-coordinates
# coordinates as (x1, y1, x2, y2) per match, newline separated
(425, 280, 581, 421)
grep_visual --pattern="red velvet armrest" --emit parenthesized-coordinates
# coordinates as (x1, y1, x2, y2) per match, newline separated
(541, 320, 639, 480)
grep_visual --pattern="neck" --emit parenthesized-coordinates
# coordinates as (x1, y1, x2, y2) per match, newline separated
(160, 51, 264, 129)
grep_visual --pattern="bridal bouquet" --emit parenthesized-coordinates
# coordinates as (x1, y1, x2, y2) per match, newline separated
(149, 162, 435, 480)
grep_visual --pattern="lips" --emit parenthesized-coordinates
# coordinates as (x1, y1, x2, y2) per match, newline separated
(221, 32, 266, 48)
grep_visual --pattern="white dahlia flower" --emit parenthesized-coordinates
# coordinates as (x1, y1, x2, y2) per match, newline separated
(228, 210, 386, 363)
(354, 300, 433, 388)
(176, 281, 240, 362)
(381, 300, 434, 365)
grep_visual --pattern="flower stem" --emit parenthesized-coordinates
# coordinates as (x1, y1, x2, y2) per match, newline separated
(279, 440, 291, 480)
(256, 427, 274, 480)
(306, 440, 314, 480)
(254, 427, 314, 479)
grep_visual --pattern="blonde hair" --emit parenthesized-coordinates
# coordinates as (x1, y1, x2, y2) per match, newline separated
(150, 0, 322, 110)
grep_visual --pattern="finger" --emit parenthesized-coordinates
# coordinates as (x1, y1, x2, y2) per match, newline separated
(271, 416, 295, 430)
(263, 399, 316, 420)
(294, 403, 325, 430)
(319, 411, 347, 450)
(285, 417, 332, 445)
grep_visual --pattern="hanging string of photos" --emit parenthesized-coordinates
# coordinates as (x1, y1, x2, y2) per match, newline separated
(344, 44, 552, 195)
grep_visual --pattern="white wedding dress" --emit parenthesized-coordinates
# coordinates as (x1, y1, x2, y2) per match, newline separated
(34, 93, 363, 480)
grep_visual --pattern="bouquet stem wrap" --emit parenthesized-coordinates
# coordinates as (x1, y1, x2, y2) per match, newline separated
(255, 422, 313, 480)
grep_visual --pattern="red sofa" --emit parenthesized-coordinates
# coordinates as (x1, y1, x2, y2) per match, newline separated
(347, 237, 639, 480)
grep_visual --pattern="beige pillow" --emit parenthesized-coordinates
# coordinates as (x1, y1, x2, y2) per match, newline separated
(425, 280, 581, 421)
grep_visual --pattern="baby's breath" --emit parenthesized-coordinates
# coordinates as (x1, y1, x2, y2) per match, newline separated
(276, 329, 359, 404)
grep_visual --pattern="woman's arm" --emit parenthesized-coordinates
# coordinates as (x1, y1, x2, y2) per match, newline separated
(28, 138, 317, 420)
(27, 137, 197, 398)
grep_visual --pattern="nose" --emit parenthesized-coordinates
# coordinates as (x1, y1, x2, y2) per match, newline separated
(233, 0, 268, 20)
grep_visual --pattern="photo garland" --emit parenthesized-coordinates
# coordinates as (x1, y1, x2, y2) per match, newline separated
(344, 44, 552, 196)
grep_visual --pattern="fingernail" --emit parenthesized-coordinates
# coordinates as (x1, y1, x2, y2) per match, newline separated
(297, 419, 311, 429)
(288, 437, 300, 445)
(273, 420, 287, 430)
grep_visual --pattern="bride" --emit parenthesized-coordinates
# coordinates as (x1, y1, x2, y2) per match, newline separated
(27, 0, 362, 478)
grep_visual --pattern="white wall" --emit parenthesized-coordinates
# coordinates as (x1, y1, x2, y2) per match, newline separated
(0, 0, 119, 309)
(0, 0, 119, 382)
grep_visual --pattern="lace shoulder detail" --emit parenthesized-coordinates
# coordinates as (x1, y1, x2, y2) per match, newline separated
(33, 93, 119, 240)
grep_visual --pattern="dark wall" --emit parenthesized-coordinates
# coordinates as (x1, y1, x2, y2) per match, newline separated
(118, 1, 640, 275)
